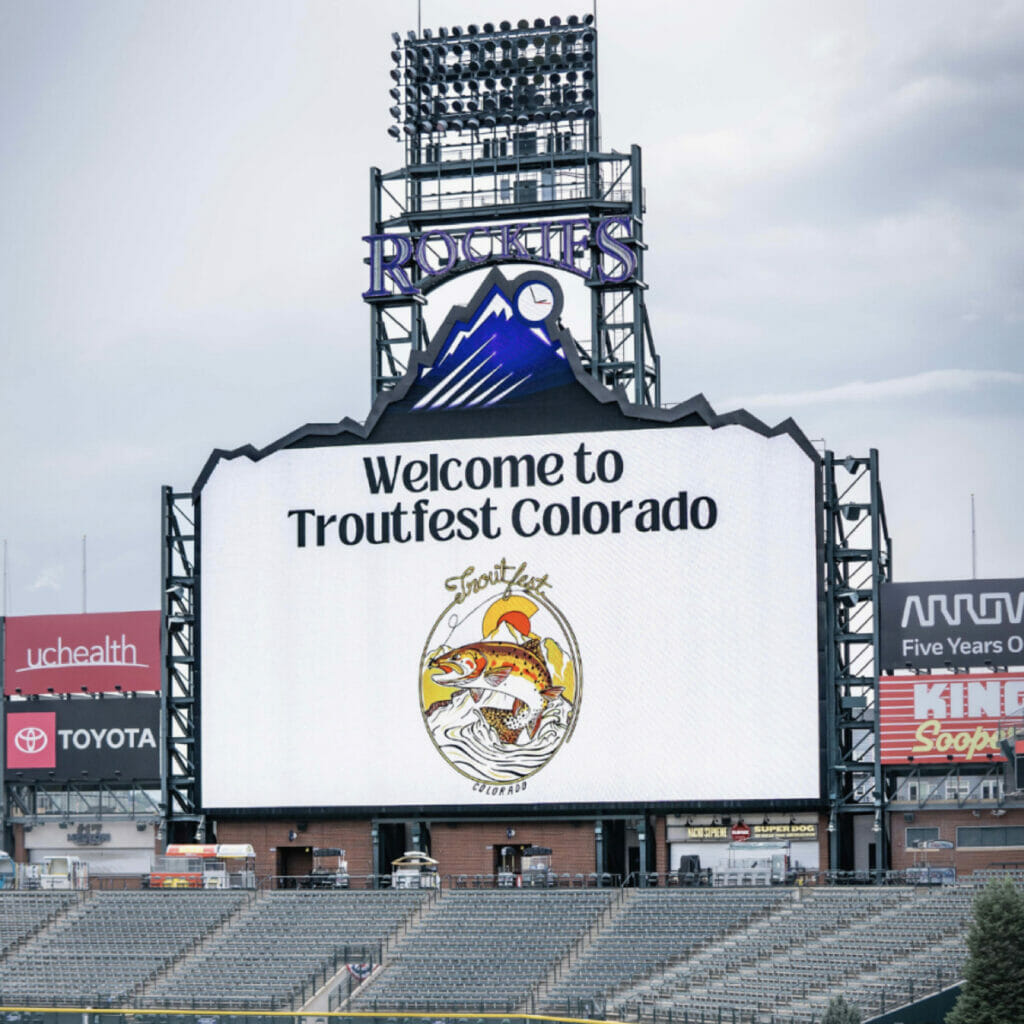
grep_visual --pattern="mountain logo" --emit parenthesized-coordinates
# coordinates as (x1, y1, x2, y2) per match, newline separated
(399, 273, 574, 413)
(420, 566, 581, 786)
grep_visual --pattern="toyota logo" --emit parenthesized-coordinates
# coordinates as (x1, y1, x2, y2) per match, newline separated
(14, 726, 49, 754)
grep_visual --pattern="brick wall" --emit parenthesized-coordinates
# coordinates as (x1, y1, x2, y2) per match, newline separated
(654, 816, 667, 875)
(889, 807, 1024, 877)
(430, 820, 598, 882)
(215, 819, 373, 881)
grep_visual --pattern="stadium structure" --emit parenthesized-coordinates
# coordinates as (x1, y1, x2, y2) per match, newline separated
(2, 13, 1023, 1024)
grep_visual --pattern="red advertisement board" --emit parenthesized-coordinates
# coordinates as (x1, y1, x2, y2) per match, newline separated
(3, 611, 160, 695)
(879, 672, 1024, 764)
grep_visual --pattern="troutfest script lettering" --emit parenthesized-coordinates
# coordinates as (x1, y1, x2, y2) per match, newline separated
(287, 444, 718, 549)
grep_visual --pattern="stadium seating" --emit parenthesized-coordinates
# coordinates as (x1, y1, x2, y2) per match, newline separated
(140, 889, 431, 1010)
(0, 891, 80, 957)
(0, 891, 245, 1007)
(1, 875, 1015, 1018)
(349, 889, 616, 1012)
(541, 888, 790, 1012)
(602, 883, 978, 1023)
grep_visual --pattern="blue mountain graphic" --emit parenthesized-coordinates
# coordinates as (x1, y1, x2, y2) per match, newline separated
(400, 282, 574, 412)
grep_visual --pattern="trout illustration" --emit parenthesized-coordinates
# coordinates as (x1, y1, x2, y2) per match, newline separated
(428, 638, 564, 744)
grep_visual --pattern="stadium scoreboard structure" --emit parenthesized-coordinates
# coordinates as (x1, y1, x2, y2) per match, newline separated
(196, 287, 823, 813)
(149, 12, 910, 881)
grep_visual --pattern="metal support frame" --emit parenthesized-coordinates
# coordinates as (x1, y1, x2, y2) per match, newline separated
(369, 18, 659, 406)
(824, 450, 892, 872)
(161, 486, 201, 844)
(891, 762, 1007, 810)
(4, 782, 161, 824)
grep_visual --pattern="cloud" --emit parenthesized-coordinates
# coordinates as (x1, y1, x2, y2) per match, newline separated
(721, 368, 1024, 409)
(29, 565, 63, 593)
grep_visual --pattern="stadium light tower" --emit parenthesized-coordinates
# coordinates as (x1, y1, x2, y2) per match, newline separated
(367, 14, 660, 406)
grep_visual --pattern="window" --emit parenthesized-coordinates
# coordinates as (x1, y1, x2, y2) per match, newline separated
(945, 779, 970, 800)
(901, 779, 933, 803)
(514, 179, 538, 204)
(956, 826, 1024, 848)
(906, 827, 939, 848)
(981, 779, 1003, 800)
(514, 132, 537, 157)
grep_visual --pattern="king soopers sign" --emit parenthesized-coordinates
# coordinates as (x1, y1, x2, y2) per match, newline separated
(363, 215, 637, 298)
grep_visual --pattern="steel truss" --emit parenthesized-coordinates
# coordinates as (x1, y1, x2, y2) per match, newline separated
(823, 450, 892, 870)
(161, 486, 202, 842)
(892, 763, 1007, 810)
(4, 782, 161, 824)
(369, 20, 658, 406)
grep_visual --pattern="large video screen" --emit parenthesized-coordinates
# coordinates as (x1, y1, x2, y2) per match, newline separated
(199, 424, 821, 810)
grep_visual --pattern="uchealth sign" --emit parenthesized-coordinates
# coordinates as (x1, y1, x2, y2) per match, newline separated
(3, 611, 160, 695)
(879, 672, 1024, 764)
(879, 578, 1024, 670)
(4, 696, 160, 782)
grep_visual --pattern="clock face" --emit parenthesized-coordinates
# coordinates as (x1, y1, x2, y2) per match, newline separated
(515, 281, 555, 322)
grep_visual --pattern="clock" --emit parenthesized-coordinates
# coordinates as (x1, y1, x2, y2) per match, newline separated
(515, 281, 555, 322)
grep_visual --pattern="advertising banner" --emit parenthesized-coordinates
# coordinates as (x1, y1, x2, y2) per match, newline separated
(683, 823, 819, 842)
(879, 579, 1024, 670)
(4, 696, 160, 782)
(3, 611, 161, 695)
(878, 672, 1024, 764)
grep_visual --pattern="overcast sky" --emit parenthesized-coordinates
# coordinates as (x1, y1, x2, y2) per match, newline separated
(1, 0, 1022, 616)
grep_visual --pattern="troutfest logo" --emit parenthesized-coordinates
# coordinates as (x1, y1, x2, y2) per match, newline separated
(420, 559, 580, 792)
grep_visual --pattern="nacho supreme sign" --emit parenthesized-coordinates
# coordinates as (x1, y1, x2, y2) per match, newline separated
(197, 271, 822, 812)
(4, 612, 160, 695)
